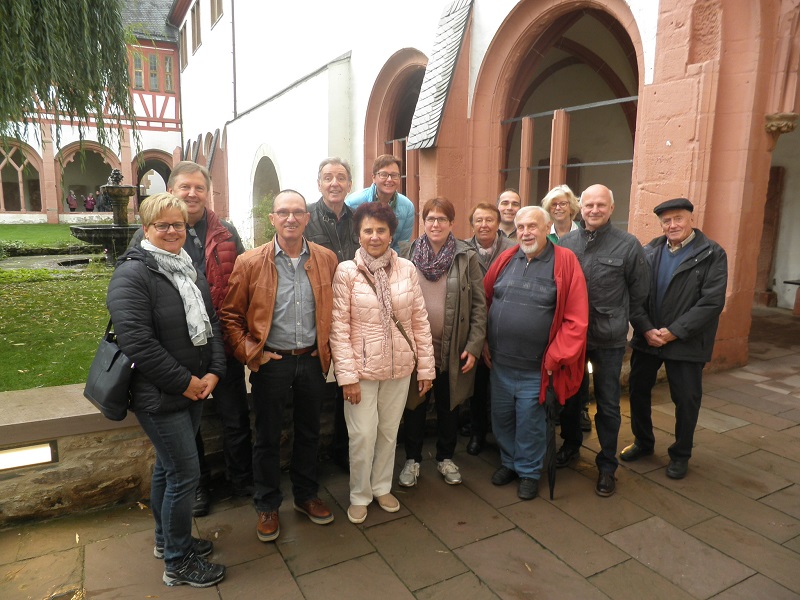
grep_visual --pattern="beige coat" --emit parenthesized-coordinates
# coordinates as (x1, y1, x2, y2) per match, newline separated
(330, 250, 435, 386)
(401, 239, 487, 410)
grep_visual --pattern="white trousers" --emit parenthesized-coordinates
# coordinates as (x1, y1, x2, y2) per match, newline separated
(344, 375, 411, 506)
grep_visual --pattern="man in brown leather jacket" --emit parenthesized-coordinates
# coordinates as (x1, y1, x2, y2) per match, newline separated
(219, 189, 338, 544)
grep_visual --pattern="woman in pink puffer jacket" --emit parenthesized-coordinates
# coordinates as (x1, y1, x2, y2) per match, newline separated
(330, 202, 435, 525)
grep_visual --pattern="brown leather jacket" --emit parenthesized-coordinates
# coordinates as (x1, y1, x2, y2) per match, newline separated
(219, 239, 338, 373)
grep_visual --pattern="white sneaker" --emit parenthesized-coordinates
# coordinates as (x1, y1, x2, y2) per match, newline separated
(398, 459, 420, 487)
(437, 459, 462, 485)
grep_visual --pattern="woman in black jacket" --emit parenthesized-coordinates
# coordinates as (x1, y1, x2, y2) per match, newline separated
(107, 193, 226, 588)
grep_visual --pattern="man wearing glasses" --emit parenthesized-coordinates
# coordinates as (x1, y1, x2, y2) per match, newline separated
(346, 154, 415, 250)
(130, 161, 250, 518)
(220, 190, 339, 543)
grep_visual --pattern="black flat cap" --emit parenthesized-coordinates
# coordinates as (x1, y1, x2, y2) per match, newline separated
(654, 197, 693, 216)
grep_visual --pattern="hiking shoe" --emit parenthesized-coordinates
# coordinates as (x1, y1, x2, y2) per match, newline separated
(154, 536, 213, 560)
(437, 459, 462, 485)
(162, 550, 225, 587)
(399, 459, 420, 487)
(192, 485, 211, 517)
(518, 477, 539, 500)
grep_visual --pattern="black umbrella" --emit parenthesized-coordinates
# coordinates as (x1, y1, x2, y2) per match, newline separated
(544, 382, 559, 500)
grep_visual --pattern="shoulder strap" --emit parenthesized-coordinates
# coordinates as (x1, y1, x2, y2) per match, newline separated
(360, 271, 416, 361)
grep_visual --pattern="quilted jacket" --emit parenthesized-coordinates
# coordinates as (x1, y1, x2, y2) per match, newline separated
(107, 246, 226, 413)
(330, 249, 436, 386)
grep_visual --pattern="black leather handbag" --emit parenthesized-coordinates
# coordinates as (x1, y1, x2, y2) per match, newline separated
(84, 319, 134, 421)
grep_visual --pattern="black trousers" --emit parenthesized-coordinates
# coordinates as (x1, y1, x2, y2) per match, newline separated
(628, 349, 705, 461)
(468, 360, 491, 440)
(403, 368, 459, 463)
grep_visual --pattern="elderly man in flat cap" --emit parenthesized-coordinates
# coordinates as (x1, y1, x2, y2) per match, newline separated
(622, 198, 727, 479)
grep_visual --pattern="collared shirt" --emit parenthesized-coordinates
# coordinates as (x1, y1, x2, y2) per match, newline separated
(667, 229, 696, 253)
(265, 237, 317, 349)
(185, 210, 208, 273)
(488, 242, 556, 370)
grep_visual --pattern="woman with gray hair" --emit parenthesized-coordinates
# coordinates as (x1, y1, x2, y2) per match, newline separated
(106, 193, 226, 587)
(541, 184, 580, 242)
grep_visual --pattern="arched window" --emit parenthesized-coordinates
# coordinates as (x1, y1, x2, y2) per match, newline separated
(0, 145, 42, 212)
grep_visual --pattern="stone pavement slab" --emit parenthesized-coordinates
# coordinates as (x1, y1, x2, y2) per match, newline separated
(653, 404, 748, 433)
(296, 552, 415, 600)
(760, 483, 800, 519)
(364, 515, 467, 591)
(605, 516, 755, 598)
(687, 516, 800, 594)
(457, 529, 607, 599)
(724, 424, 800, 463)
(0, 548, 82, 600)
(709, 574, 800, 600)
(501, 496, 628, 577)
(194, 503, 277, 567)
(645, 468, 800, 543)
(588, 558, 695, 600)
(397, 460, 515, 549)
(413, 572, 499, 600)
(218, 553, 304, 600)
(738, 449, 800, 485)
(691, 428, 758, 458)
(689, 445, 792, 499)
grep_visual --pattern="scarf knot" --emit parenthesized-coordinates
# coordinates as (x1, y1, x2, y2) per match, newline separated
(412, 233, 456, 281)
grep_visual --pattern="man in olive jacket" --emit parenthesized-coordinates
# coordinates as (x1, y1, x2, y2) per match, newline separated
(622, 198, 727, 480)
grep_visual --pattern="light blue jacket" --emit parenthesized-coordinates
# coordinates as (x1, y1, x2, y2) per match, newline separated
(345, 184, 415, 250)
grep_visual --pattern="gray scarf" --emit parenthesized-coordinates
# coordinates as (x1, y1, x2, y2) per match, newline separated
(141, 239, 212, 346)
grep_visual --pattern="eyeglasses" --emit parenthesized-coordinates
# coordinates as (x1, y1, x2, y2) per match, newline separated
(551, 201, 570, 209)
(376, 171, 402, 181)
(151, 222, 187, 232)
(425, 216, 450, 225)
(273, 210, 307, 220)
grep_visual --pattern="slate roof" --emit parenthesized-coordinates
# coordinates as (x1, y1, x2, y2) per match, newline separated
(122, 0, 177, 42)
(407, 0, 472, 150)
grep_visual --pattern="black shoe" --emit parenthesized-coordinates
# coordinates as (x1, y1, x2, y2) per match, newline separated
(555, 445, 580, 469)
(620, 441, 654, 462)
(460, 423, 472, 437)
(163, 550, 225, 587)
(666, 459, 689, 479)
(580, 409, 592, 432)
(517, 477, 539, 500)
(466, 436, 485, 456)
(154, 536, 213, 560)
(192, 485, 211, 517)
(595, 471, 616, 497)
(491, 466, 518, 486)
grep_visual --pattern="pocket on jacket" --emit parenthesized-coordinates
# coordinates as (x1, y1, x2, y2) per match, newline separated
(591, 305, 627, 342)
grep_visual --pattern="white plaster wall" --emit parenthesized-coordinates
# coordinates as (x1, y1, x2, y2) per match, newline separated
(770, 131, 800, 310)
(231, 0, 441, 184)
(178, 0, 235, 142)
(224, 72, 332, 246)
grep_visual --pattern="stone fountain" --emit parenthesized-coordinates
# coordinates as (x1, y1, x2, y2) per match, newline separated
(70, 169, 139, 266)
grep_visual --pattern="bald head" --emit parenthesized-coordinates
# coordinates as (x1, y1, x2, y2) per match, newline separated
(580, 184, 615, 231)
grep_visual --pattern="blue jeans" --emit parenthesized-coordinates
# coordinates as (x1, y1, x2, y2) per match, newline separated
(490, 362, 545, 479)
(250, 353, 328, 512)
(561, 347, 626, 473)
(135, 401, 203, 567)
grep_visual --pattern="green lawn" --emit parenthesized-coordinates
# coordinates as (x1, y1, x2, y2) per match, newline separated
(0, 223, 89, 245)
(0, 269, 111, 392)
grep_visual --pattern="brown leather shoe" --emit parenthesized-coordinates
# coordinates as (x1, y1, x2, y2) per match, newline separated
(293, 498, 334, 525)
(257, 511, 280, 542)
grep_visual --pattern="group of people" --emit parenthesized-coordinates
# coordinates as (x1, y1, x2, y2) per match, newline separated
(66, 189, 111, 212)
(105, 157, 727, 588)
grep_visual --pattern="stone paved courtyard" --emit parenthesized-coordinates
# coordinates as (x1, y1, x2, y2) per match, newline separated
(1, 307, 799, 599)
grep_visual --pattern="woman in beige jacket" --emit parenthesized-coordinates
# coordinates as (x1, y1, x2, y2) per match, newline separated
(330, 202, 435, 524)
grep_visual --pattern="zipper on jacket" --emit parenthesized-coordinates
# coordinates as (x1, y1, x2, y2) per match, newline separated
(362, 337, 367, 369)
